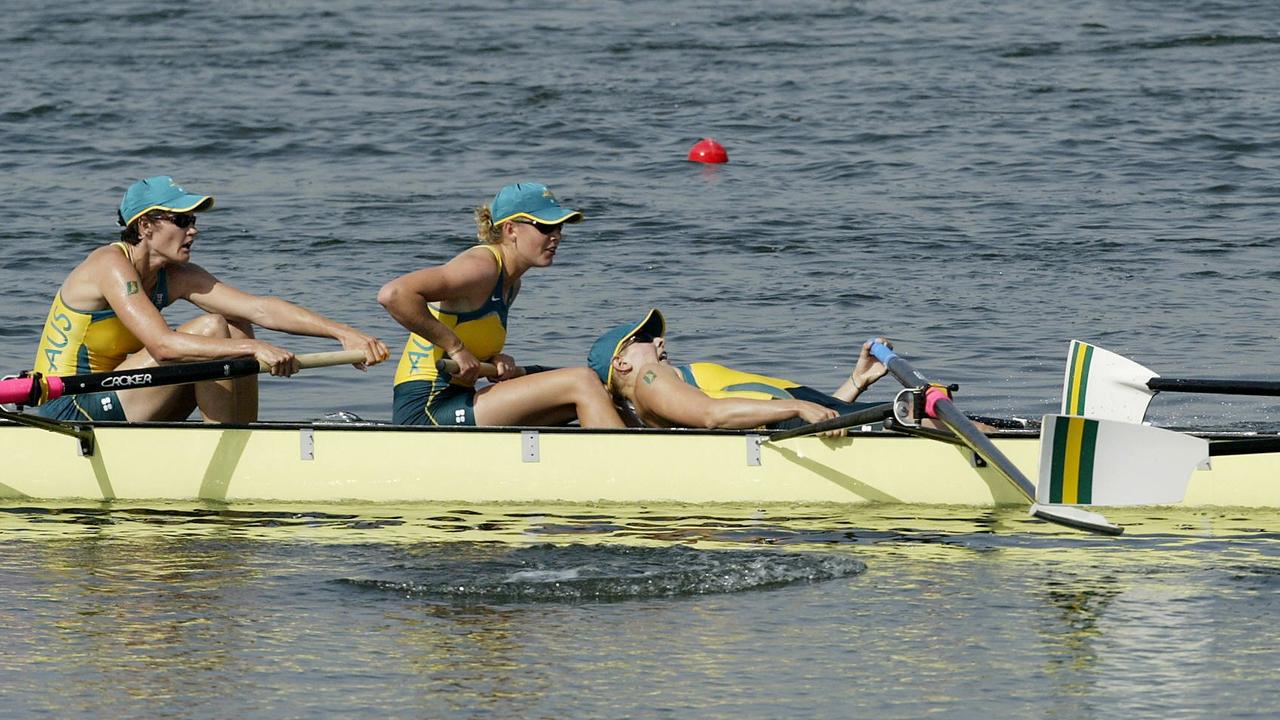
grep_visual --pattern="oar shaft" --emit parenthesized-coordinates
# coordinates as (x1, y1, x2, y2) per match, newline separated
(929, 397, 1036, 500)
(767, 403, 893, 442)
(1, 350, 367, 406)
(870, 342, 1037, 501)
(1148, 377, 1280, 397)
(871, 343, 1123, 534)
(437, 359, 548, 379)
(61, 357, 261, 397)
(1209, 437, 1280, 457)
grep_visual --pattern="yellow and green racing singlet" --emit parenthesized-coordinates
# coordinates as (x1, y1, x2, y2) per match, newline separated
(392, 245, 511, 388)
(32, 242, 170, 376)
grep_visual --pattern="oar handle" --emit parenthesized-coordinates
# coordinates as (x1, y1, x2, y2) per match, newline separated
(869, 340, 894, 365)
(436, 359, 524, 379)
(283, 350, 370, 371)
(869, 340, 930, 386)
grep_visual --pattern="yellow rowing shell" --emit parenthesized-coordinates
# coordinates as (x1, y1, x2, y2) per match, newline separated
(0, 421, 1276, 507)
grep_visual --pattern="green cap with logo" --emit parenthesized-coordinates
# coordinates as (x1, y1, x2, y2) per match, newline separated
(490, 182, 583, 226)
(118, 176, 214, 227)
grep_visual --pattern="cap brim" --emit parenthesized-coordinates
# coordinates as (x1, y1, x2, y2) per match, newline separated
(532, 208, 583, 224)
(125, 194, 214, 226)
(157, 193, 214, 214)
(498, 208, 583, 225)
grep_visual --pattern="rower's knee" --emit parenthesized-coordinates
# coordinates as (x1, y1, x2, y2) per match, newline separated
(180, 313, 232, 338)
(565, 367, 612, 401)
(180, 314, 255, 340)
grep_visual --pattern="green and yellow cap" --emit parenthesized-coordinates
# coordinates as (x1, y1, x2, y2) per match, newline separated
(587, 308, 666, 387)
(490, 182, 583, 226)
(118, 175, 214, 227)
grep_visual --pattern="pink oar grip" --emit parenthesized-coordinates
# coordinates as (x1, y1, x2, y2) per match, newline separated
(0, 375, 63, 406)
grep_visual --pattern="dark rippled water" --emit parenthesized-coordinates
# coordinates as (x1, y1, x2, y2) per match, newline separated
(2, 503, 1279, 718)
(3, 1, 1280, 717)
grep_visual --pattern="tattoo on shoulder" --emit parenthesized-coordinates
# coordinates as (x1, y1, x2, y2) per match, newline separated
(124, 280, 140, 295)
(642, 370, 657, 385)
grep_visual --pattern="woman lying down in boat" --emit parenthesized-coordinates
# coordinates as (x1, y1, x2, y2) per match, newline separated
(586, 308, 890, 434)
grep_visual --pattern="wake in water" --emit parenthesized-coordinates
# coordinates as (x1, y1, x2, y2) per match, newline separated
(338, 542, 867, 603)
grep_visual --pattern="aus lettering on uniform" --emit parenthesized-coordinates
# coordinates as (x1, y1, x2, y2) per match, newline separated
(42, 311, 74, 371)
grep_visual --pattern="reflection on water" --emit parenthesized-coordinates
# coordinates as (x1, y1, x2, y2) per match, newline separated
(1, 502, 1278, 718)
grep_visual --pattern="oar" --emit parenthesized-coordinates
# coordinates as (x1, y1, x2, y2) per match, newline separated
(869, 341, 1122, 535)
(0, 350, 366, 407)
(1207, 436, 1280, 457)
(1062, 339, 1280, 423)
(1037, 414, 1208, 506)
(436, 359, 555, 379)
(767, 403, 893, 441)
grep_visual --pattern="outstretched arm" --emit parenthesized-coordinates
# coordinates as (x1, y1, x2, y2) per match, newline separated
(175, 263, 389, 368)
(96, 251, 295, 373)
(633, 364, 837, 430)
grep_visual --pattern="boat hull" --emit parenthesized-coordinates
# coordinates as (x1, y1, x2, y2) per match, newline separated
(1, 421, 1276, 508)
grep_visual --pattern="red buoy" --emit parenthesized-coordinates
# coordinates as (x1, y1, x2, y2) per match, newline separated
(687, 138, 728, 163)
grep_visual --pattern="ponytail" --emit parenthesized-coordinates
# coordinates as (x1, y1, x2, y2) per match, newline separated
(474, 205, 503, 245)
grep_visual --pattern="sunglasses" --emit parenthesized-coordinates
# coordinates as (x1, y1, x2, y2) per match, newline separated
(515, 219, 563, 235)
(154, 212, 198, 229)
(621, 332, 656, 351)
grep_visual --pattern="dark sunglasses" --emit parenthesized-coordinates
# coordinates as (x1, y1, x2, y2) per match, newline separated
(516, 219, 563, 235)
(622, 332, 655, 350)
(154, 212, 198, 228)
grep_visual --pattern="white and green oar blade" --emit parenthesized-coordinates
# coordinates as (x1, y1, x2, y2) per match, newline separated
(1029, 504, 1124, 535)
(1061, 340, 1157, 423)
(1037, 414, 1209, 506)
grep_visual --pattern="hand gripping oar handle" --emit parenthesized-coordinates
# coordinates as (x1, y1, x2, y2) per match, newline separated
(0, 350, 368, 407)
(767, 403, 893, 442)
(869, 341, 1122, 536)
(436, 359, 556, 379)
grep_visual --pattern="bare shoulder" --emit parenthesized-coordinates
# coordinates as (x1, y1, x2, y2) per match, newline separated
(57, 244, 139, 308)
(165, 261, 220, 298)
(633, 363, 685, 395)
(632, 362, 710, 428)
(449, 245, 503, 275)
(431, 246, 504, 304)
(80, 243, 134, 271)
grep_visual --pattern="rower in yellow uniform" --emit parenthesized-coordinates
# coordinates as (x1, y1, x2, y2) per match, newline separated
(30, 175, 388, 422)
(380, 182, 624, 427)
(588, 308, 890, 432)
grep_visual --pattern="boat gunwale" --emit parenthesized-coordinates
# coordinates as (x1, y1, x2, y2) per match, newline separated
(5, 416, 1280, 444)
(0, 416, 1049, 438)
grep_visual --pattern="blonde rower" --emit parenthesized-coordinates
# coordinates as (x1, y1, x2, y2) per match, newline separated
(380, 182, 623, 427)
(588, 309, 889, 432)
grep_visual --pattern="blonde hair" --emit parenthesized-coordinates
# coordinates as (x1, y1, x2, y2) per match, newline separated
(473, 205, 504, 245)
